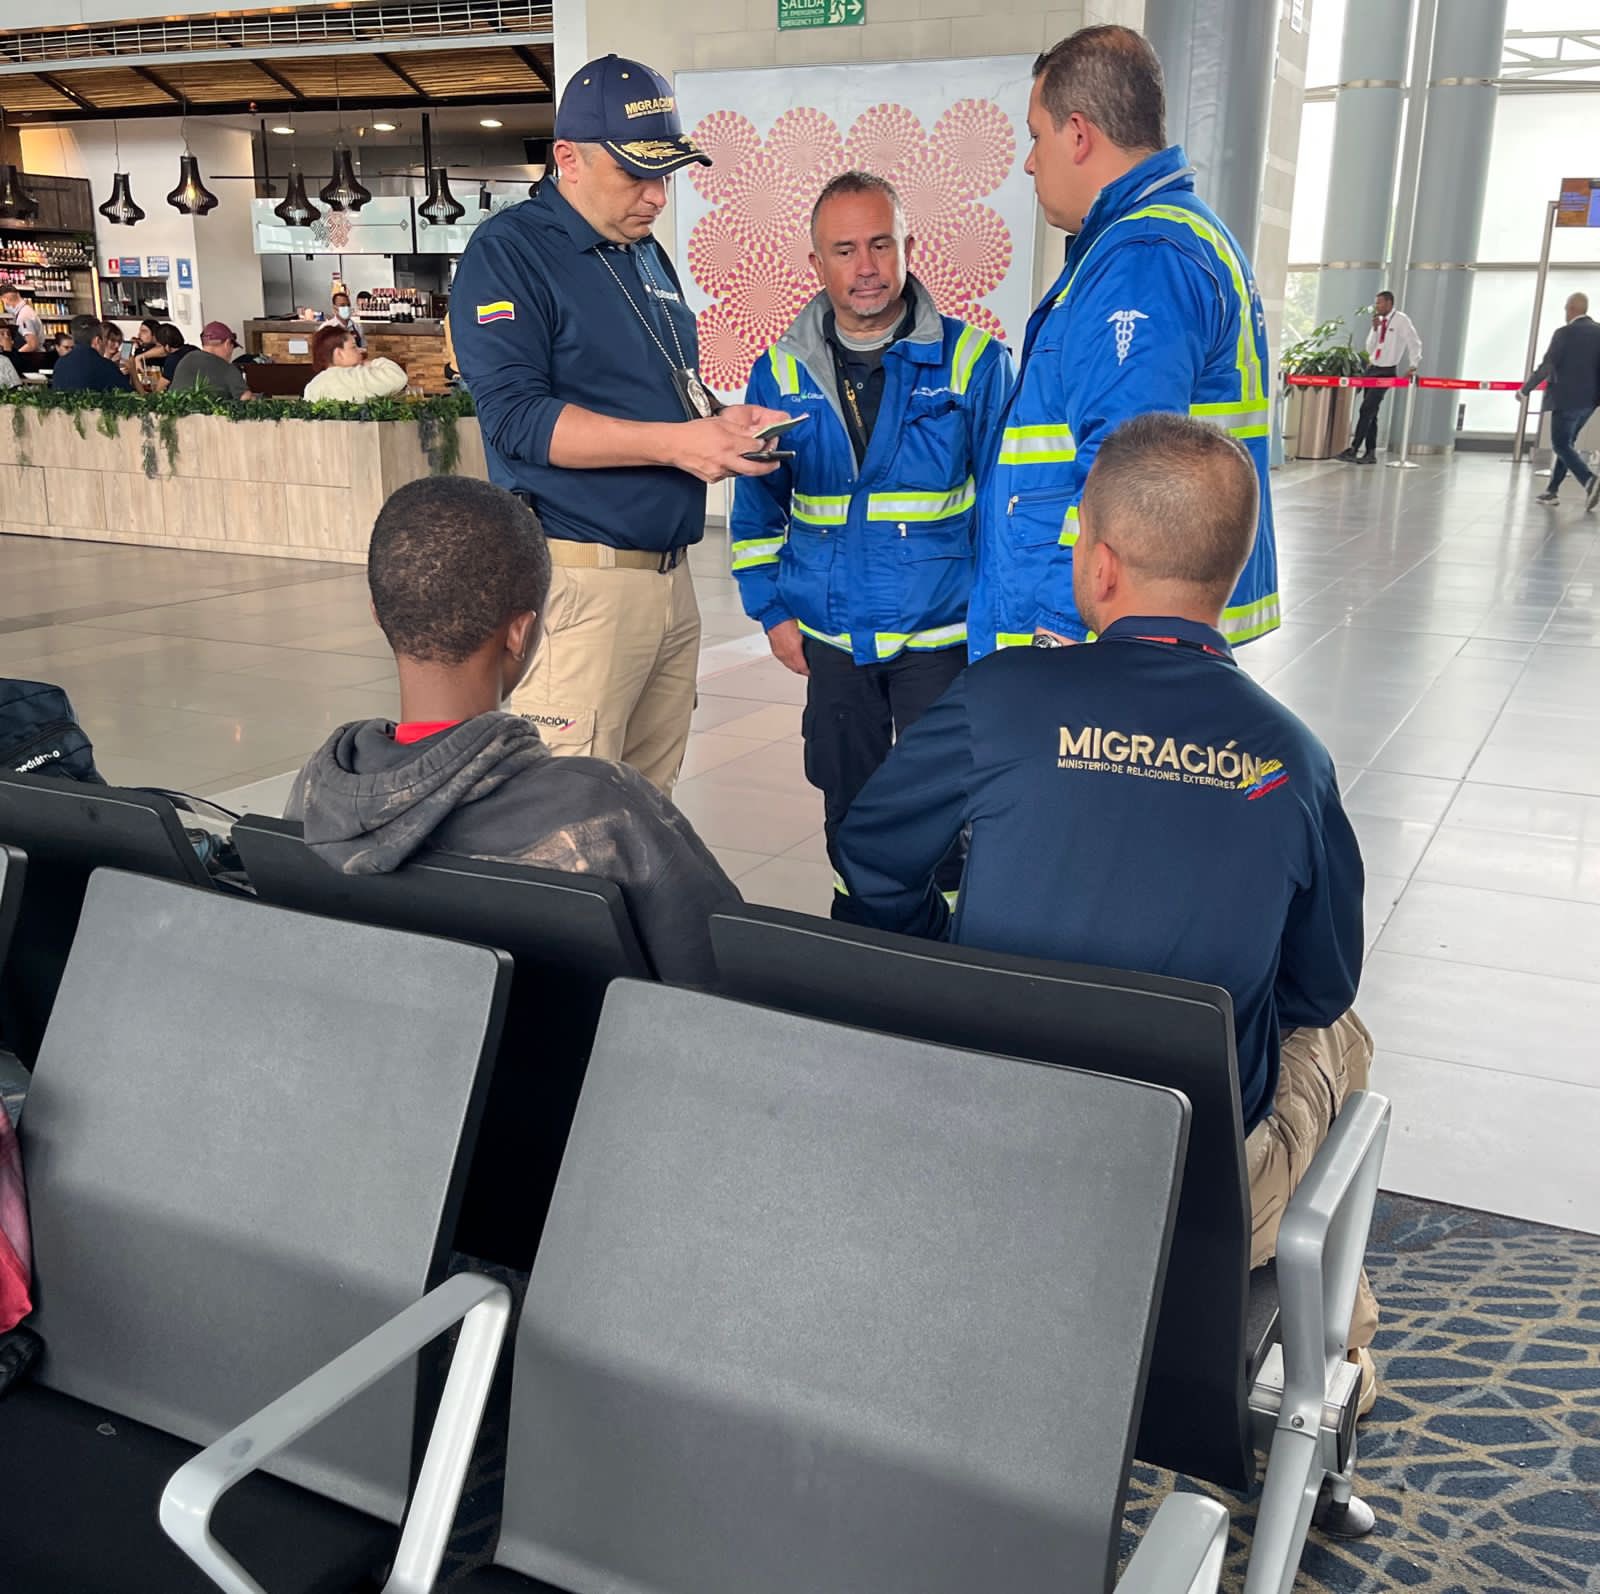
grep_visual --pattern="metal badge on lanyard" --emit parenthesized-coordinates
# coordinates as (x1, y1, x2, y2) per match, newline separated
(597, 245, 720, 420)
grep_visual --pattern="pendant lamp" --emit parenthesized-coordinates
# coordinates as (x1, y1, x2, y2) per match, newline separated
(0, 163, 38, 222)
(416, 112, 465, 226)
(274, 163, 320, 227)
(167, 152, 218, 215)
(319, 144, 372, 212)
(98, 172, 145, 225)
(98, 121, 144, 225)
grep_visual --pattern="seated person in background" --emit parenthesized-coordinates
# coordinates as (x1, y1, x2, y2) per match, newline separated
(303, 323, 409, 402)
(168, 321, 251, 400)
(833, 411, 1378, 1404)
(50, 314, 132, 393)
(0, 326, 21, 388)
(125, 316, 163, 387)
(286, 475, 741, 985)
(151, 322, 196, 389)
(44, 330, 73, 368)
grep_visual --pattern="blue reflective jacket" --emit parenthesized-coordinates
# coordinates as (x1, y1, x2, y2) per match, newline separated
(731, 279, 1012, 666)
(968, 146, 1280, 657)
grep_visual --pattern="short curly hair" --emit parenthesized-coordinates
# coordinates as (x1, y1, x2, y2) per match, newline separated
(311, 322, 352, 371)
(368, 477, 552, 665)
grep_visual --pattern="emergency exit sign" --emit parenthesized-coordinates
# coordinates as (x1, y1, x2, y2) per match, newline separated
(779, 0, 865, 28)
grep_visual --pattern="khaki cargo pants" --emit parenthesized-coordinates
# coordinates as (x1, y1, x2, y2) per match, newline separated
(1247, 1009, 1379, 1350)
(509, 545, 700, 798)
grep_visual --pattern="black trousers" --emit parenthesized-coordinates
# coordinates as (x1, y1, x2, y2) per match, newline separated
(1350, 365, 1397, 455)
(802, 637, 966, 910)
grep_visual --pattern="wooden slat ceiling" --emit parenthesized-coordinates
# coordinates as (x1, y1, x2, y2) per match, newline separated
(0, 45, 554, 119)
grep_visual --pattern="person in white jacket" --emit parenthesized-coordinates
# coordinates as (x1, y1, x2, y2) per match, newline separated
(1339, 290, 1422, 464)
(304, 324, 409, 402)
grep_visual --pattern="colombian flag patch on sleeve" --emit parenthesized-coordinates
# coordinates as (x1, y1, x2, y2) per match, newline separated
(477, 301, 515, 324)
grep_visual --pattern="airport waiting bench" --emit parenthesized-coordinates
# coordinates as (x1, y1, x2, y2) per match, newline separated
(710, 906, 1392, 1594)
(0, 868, 511, 1591)
(232, 813, 651, 1268)
(166, 981, 1229, 1594)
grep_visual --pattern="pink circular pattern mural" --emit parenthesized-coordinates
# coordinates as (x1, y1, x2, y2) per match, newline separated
(686, 98, 1018, 395)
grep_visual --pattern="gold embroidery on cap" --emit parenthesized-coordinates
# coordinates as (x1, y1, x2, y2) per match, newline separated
(622, 95, 676, 117)
(608, 138, 702, 167)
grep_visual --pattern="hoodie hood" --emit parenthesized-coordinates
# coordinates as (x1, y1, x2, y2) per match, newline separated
(287, 712, 548, 874)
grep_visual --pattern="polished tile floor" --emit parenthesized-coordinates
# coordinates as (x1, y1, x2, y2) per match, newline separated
(3, 453, 1599, 1234)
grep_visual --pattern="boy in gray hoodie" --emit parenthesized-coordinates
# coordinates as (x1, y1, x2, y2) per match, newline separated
(286, 475, 740, 985)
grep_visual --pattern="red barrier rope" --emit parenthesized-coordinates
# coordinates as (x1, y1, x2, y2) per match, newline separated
(1282, 374, 1541, 391)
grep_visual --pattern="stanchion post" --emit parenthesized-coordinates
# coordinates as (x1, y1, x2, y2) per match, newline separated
(1387, 376, 1419, 469)
(1510, 200, 1557, 466)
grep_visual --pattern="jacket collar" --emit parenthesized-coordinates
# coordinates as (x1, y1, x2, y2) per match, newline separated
(1099, 614, 1235, 661)
(540, 175, 614, 254)
(779, 273, 945, 371)
(1076, 145, 1194, 244)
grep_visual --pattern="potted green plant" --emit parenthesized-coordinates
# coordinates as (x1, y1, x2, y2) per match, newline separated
(1280, 314, 1368, 459)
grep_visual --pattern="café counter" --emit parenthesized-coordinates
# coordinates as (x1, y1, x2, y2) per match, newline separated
(244, 318, 450, 394)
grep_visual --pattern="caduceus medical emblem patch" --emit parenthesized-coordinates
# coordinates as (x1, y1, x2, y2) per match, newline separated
(1107, 309, 1148, 364)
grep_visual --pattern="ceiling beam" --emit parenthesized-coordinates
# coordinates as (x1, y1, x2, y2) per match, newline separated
(511, 46, 552, 92)
(33, 72, 96, 113)
(252, 59, 305, 100)
(130, 64, 183, 104)
(373, 53, 429, 98)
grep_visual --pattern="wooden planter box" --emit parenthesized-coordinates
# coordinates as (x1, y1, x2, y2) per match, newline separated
(0, 408, 485, 564)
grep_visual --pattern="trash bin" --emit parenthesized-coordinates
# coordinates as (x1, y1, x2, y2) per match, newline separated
(1290, 384, 1356, 460)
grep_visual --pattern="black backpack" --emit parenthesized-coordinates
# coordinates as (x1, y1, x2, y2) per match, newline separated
(0, 679, 105, 785)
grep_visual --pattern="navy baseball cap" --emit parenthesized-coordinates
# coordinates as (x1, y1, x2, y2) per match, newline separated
(553, 55, 711, 179)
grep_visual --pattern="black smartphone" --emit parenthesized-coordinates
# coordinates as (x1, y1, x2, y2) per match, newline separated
(741, 448, 796, 462)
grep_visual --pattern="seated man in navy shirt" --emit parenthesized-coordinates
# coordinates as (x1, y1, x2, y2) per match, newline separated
(835, 411, 1377, 1402)
(50, 314, 131, 393)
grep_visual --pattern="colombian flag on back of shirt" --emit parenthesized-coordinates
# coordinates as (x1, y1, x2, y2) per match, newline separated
(476, 300, 515, 324)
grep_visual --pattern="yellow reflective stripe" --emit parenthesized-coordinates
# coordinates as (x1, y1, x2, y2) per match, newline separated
(1057, 505, 1080, 548)
(769, 349, 800, 396)
(798, 622, 852, 650)
(906, 623, 967, 649)
(792, 492, 848, 526)
(999, 423, 1076, 465)
(950, 326, 991, 395)
(941, 889, 960, 910)
(730, 535, 784, 571)
(1220, 593, 1280, 642)
(996, 632, 1035, 649)
(866, 479, 976, 522)
(874, 623, 968, 658)
(1190, 399, 1270, 440)
(832, 870, 850, 896)
(1129, 203, 1264, 404)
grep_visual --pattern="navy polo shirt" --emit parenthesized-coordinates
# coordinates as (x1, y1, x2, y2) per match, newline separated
(833, 617, 1366, 1131)
(450, 179, 707, 552)
(51, 346, 131, 393)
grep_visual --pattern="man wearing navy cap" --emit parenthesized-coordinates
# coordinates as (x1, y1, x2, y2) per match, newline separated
(452, 55, 786, 796)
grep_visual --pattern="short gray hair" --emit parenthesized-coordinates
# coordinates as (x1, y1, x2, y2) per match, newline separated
(809, 170, 904, 241)
(1033, 25, 1166, 152)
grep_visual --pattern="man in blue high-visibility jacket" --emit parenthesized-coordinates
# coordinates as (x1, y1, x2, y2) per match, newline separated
(968, 24, 1279, 657)
(836, 413, 1377, 1410)
(732, 171, 1012, 902)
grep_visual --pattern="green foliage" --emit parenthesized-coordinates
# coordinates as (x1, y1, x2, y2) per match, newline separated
(1279, 318, 1367, 378)
(139, 413, 158, 480)
(158, 413, 181, 476)
(0, 384, 475, 476)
